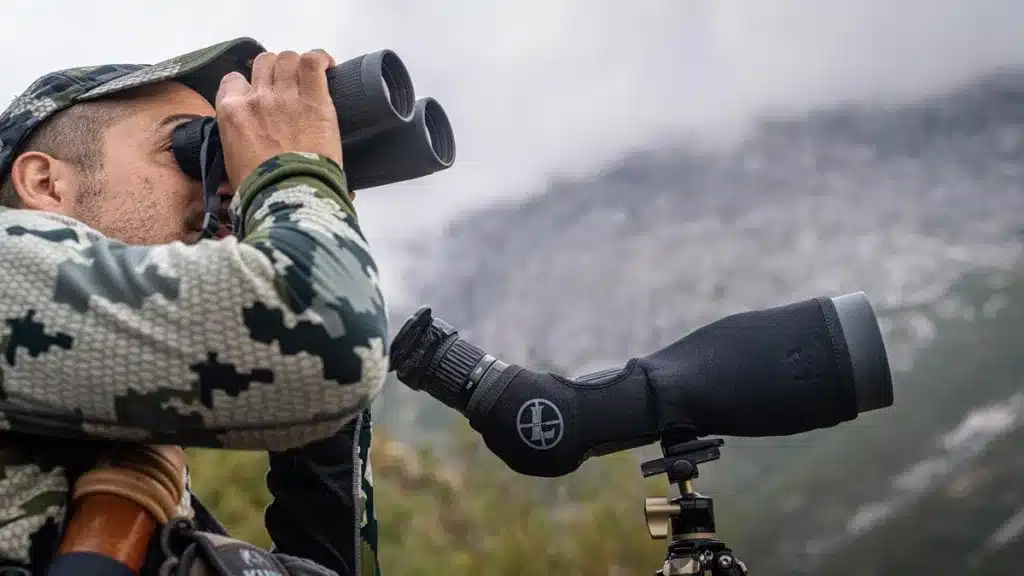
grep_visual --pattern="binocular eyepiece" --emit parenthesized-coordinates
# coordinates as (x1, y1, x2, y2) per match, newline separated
(171, 49, 456, 192)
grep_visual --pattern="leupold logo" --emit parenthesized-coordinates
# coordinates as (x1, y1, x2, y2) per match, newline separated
(516, 398, 564, 450)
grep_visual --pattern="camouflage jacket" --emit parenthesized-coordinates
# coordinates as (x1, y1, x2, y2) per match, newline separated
(0, 152, 388, 575)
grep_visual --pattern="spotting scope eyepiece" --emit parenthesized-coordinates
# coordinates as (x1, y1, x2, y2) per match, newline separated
(389, 292, 894, 478)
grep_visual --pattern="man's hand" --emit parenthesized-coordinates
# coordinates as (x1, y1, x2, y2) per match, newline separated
(216, 49, 343, 188)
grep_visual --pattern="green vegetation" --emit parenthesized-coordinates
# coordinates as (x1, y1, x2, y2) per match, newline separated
(188, 424, 671, 576)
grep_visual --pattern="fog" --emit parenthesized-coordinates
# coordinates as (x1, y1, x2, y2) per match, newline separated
(4, 0, 1024, 295)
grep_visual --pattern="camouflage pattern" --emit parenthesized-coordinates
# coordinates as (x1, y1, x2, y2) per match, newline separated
(357, 410, 380, 576)
(0, 458, 65, 565)
(0, 39, 389, 574)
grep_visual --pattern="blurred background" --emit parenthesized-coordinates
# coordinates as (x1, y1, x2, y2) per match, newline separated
(6, 1, 1024, 573)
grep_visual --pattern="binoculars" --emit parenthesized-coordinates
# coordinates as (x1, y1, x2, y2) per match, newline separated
(171, 50, 456, 191)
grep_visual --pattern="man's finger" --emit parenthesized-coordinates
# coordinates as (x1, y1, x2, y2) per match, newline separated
(250, 51, 277, 90)
(274, 50, 302, 90)
(312, 48, 336, 68)
(216, 71, 251, 106)
(297, 50, 333, 98)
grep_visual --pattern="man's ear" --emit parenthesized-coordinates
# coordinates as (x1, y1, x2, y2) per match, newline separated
(9, 151, 76, 214)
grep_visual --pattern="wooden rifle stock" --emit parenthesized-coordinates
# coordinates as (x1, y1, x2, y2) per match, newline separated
(48, 445, 187, 576)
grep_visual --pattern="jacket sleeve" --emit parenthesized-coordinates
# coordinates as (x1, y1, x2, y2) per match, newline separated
(0, 152, 389, 452)
(261, 412, 367, 576)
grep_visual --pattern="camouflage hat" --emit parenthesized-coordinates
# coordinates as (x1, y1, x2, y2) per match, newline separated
(0, 37, 266, 183)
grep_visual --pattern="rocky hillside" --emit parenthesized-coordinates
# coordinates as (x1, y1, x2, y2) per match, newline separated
(371, 69, 1024, 574)
(401, 71, 1024, 370)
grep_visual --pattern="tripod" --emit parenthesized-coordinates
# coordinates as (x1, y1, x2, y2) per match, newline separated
(641, 436, 748, 576)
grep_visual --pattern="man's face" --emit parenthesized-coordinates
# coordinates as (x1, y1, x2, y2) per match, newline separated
(76, 81, 217, 245)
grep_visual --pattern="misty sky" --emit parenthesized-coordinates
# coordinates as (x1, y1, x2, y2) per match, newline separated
(4, 1, 1024, 299)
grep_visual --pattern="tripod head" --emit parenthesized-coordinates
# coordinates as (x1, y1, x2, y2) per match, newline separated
(641, 434, 748, 576)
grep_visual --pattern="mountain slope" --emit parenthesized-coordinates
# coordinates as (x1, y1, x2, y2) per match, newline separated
(370, 69, 1024, 574)
(402, 70, 1024, 371)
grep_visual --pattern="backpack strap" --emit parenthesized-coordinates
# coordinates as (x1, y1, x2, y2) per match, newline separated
(157, 517, 339, 576)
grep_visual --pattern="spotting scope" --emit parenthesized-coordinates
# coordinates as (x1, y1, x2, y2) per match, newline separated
(389, 292, 894, 477)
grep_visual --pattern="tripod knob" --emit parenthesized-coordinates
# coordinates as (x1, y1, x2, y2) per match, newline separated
(713, 552, 749, 575)
(645, 497, 681, 539)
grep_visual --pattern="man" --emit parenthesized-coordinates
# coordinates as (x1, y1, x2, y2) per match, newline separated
(0, 38, 387, 575)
